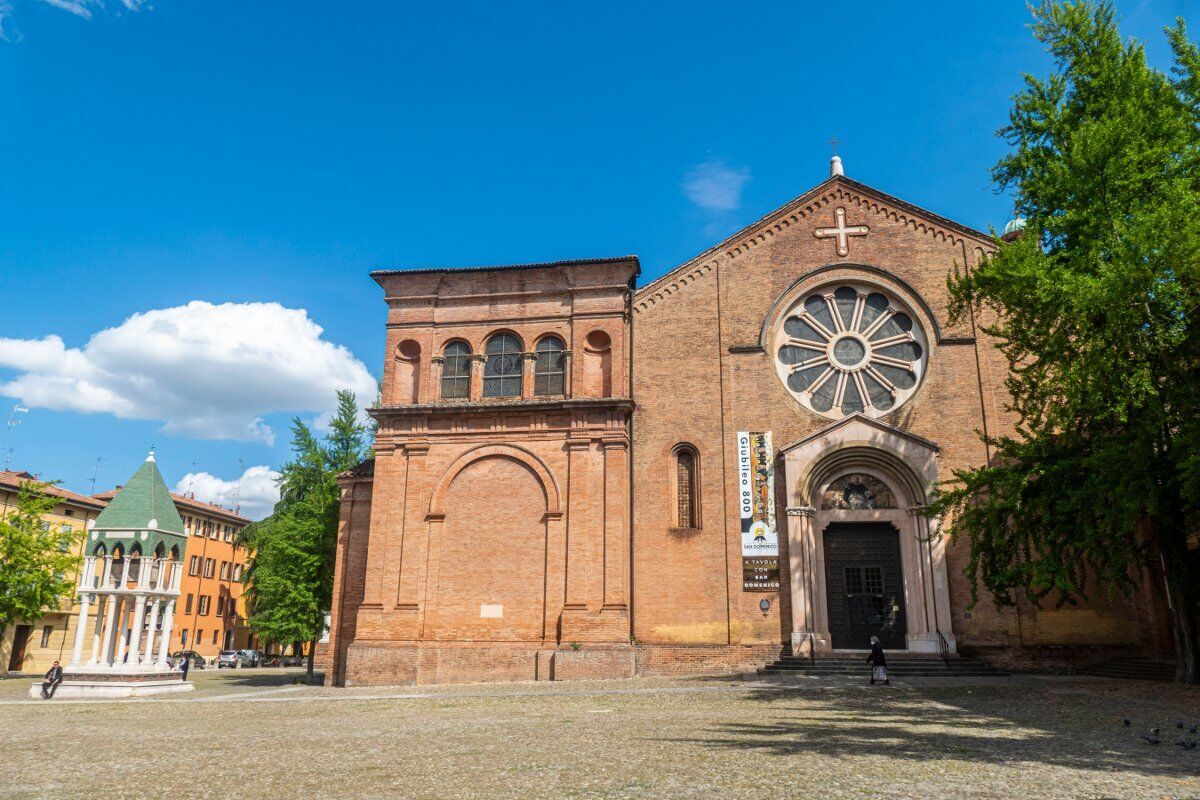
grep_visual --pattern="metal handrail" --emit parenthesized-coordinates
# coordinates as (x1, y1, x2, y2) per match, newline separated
(936, 631, 950, 665)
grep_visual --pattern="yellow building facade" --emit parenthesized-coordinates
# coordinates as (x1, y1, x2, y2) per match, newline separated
(0, 470, 106, 674)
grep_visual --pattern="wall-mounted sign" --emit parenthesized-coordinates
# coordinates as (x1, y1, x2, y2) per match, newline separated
(743, 556, 780, 591)
(737, 431, 778, 558)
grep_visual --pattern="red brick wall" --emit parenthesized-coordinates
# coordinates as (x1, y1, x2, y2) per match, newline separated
(329, 179, 1172, 687)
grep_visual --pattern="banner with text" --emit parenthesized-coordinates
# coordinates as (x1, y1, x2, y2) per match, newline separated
(738, 430, 778, 558)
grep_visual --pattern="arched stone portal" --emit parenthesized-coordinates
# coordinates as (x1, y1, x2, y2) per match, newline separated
(781, 414, 955, 654)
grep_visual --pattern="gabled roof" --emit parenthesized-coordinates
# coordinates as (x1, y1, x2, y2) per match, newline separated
(0, 470, 107, 511)
(92, 487, 250, 525)
(635, 173, 995, 305)
(92, 453, 186, 534)
(779, 412, 941, 455)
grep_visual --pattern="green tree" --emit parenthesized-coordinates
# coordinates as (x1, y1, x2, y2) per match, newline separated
(242, 390, 371, 682)
(931, 2, 1200, 682)
(0, 483, 83, 647)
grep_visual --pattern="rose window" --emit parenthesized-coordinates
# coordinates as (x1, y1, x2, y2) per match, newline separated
(773, 284, 926, 419)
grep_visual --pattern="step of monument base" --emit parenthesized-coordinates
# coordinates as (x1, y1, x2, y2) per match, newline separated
(29, 678, 195, 699)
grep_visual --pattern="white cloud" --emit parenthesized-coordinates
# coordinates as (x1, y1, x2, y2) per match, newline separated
(37, 0, 142, 19)
(682, 159, 751, 212)
(2, 0, 144, 39)
(0, 301, 377, 445)
(175, 465, 281, 522)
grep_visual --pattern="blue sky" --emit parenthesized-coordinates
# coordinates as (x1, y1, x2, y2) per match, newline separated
(0, 0, 1193, 517)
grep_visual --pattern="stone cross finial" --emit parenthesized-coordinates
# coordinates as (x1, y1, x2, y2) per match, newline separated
(814, 206, 869, 257)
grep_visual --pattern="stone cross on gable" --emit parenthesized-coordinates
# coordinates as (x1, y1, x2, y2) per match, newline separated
(814, 206, 869, 257)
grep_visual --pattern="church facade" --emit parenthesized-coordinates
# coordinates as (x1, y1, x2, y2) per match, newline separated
(325, 164, 1173, 686)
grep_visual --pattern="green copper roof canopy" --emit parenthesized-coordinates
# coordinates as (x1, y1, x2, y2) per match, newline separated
(91, 453, 187, 557)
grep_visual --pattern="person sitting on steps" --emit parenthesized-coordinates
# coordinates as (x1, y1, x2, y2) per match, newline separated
(40, 660, 63, 699)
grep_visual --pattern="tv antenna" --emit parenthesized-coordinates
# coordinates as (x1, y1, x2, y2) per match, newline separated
(1, 404, 29, 468)
(184, 460, 202, 496)
(232, 458, 245, 514)
(88, 457, 106, 495)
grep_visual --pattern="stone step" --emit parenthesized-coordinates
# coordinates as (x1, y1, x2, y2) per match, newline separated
(761, 653, 1007, 677)
(758, 668, 1006, 678)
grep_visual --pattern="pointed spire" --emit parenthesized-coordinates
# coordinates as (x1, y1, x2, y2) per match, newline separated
(830, 155, 844, 177)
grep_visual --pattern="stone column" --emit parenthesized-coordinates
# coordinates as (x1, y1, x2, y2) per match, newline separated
(469, 354, 486, 401)
(114, 598, 131, 666)
(787, 506, 826, 655)
(430, 356, 445, 401)
(521, 352, 537, 399)
(89, 594, 108, 665)
(103, 595, 123, 667)
(562, 351, 574, 397)
(128, 595, 147, 667)
(68, 591, 92, 668)
(143, 598, 161, 665)
(156, 598, 176, 668)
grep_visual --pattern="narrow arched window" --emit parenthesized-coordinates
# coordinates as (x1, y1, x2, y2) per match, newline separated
(441, 341, 472, 399)
(534, 336, 566, 396)
(676, 447, 699, 529)
(483, 333, 523, 398)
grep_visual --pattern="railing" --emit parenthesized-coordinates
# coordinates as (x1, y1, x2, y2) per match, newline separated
(936, 631, 950, 665)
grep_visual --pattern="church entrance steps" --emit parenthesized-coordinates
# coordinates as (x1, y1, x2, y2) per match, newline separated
(1075, 658, 1175, 682)
(759, 653, 1008, 678)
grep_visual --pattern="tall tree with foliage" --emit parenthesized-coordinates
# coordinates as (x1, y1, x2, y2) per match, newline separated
(0, 483, 83, 646)
(932, 1, 1200, 682)
(241, 390, 370, 681)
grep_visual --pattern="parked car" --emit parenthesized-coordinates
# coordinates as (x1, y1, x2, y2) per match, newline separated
(237, 649, 263, 667)
(216, 649, 261, 668)
(168, 650, 207, 669)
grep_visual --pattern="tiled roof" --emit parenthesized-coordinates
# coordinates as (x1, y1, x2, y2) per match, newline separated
(0, 470, 107, 510)
(92, 455, 186, 533)
(339, 457, 375, 480)
(92, 487, 250, 525)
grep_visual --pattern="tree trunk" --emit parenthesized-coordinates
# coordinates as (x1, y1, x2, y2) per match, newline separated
(306, 638, 317, 685)
(1164, 559, 1200, 684)
(1156, 513, 1200, 684)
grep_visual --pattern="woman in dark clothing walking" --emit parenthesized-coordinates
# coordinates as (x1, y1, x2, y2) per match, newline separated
(867, 636, 889, 685)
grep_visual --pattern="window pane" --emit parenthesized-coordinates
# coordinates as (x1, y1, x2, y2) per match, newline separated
(676, 450, 695, 528)
(441, 342, 472, 399)
(845, 566, 864, 594)
(483, 334, 523, 398)
(865, 566, 884, 595)
(534, 337, 566, 396)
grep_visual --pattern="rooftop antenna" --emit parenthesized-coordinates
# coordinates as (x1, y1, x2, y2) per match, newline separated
(232, 457, 245, 514)
(186, 460, 201, 497)
(1, 404, 29, 469)
(88, 457, 106, 495)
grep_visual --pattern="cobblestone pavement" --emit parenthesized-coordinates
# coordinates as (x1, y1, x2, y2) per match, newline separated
(2, 670, 1199, 799)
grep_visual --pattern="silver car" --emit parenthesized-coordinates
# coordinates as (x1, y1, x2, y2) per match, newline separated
(216, 650, 247, 669)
